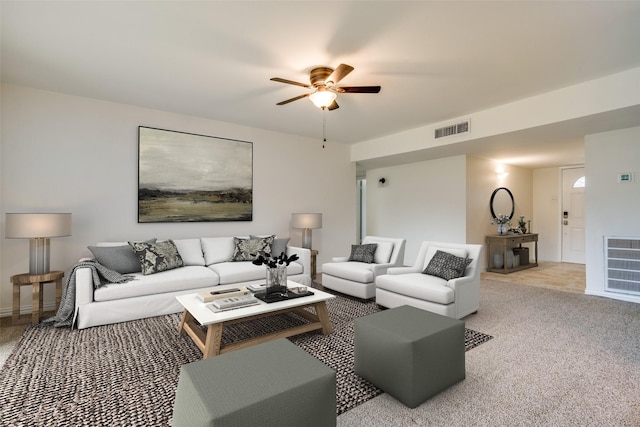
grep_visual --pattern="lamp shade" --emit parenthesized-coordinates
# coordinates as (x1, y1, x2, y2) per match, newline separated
(6, 213, 72, 238)
(291, 213, 322, 229)
(309, 90, 337, 109)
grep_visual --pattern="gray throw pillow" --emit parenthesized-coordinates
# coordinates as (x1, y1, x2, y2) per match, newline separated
(348, 243, 378, 263)
(423, 250, 472, 280)
(231, 236, 274, 261)
(88, 238, 157, 274)
(129, 240, 184, 275)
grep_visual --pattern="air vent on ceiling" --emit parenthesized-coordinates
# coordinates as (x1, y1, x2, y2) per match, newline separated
(605, 237, 640, 296)
(435, 120, 470, 139)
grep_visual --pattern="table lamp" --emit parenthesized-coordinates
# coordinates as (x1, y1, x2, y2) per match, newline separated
(5, 213, 72, 275)
(291, 213, 322, 249)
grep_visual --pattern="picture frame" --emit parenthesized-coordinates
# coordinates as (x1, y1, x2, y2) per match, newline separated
(138, 126, 253, 223)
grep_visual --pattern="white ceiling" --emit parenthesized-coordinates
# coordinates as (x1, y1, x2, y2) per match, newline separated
(3, 1, 640, 169)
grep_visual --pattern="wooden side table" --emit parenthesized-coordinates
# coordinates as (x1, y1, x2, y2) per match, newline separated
(310, 250, 318, 281)
(11, 271, 64, 325)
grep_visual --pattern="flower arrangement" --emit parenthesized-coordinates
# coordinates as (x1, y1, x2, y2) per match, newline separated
(491, 214, 511, 226)
(252, 252, 299, 268)
(518, 216, 527, 229)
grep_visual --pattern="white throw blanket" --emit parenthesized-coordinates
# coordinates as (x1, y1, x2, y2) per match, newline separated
(45, 260, 134, 328)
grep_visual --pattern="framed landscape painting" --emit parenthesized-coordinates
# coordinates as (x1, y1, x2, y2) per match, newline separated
(138, 126, 253, 222)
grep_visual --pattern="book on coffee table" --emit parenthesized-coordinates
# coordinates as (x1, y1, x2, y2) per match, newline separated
(197, 286, 250, 303)
(208, 294, 260, 312)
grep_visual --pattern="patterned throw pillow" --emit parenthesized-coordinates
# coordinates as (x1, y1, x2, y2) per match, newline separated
(348, 243, 378, 264)
(231, 236, 274, 261)
(129, 240, 184, 275)
(423, 250, 472, 280)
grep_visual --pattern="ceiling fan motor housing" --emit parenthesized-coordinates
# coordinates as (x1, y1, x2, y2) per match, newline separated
(310, 67, 333, 87)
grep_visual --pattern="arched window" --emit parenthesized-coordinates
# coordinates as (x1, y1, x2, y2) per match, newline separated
(573, 176, 585, 188)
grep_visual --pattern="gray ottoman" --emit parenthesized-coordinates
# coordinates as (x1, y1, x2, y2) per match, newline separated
(172, 339, 336, 427)
(354, 305, 465, 408)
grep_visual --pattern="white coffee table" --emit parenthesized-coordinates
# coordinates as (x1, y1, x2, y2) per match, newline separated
(176, 282, 335, 358)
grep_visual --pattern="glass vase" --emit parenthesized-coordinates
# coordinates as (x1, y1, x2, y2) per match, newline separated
(497, 224, 508, 235)
(265, 264, 288, 298)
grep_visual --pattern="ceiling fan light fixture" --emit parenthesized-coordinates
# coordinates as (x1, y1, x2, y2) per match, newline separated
(309, 89, 337, 109)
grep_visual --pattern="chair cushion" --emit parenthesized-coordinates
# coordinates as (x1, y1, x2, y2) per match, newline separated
(423, 250, 472, 280)
(348, 244, 377, 263)
(323, 262, 375, 283)
(372, 241, 394, 264)
(376, 273, 454, 304)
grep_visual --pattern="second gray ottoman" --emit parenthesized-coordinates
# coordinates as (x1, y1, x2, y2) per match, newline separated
(354, 305, 465, 408)
(172, 338, 336, 427)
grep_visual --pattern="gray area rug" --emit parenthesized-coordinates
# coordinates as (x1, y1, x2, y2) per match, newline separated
(0, 292, 491, 426)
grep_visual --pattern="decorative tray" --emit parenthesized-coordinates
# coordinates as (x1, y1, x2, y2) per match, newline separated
(254, 289, 314, 303)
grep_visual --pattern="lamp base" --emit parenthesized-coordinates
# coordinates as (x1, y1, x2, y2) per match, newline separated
(29, 238, 51, 275)
(301, 229, 312, 250)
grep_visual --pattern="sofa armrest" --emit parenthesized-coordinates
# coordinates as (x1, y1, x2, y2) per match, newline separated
(331, 256, 349, 262)
(387, 266, 421, 275)
(286, 245, 311, 275)
(75, 266, 95, 305)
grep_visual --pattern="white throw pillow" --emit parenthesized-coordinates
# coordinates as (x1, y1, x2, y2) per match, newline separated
(201, 237, 236, 265)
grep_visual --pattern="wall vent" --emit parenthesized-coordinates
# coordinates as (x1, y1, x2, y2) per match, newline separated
(434, 120, 470, 139)
(605, 237, 640, 295)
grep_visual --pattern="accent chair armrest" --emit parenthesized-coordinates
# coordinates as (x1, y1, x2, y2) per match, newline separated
(331, 256, 349, 262)
(387, 266, 420, 275)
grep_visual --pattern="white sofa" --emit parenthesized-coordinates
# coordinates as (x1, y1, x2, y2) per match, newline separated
(321, 236, 406, 299)
(74, 237, 310, 329)
(375, 241, 483, 319)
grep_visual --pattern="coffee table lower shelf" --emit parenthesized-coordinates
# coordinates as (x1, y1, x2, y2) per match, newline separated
(178, 301, 333, 359)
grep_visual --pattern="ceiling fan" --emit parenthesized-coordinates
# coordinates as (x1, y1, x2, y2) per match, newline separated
(270, 64, 381, 110)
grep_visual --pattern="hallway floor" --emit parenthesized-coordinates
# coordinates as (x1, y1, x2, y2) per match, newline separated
(481, 261, 586, 294)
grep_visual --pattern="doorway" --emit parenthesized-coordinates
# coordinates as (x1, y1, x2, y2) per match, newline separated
(561, 167, 585, 264)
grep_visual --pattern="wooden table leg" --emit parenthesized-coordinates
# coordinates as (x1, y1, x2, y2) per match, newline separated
(314, 302, 333, 335)
(178, 309, 190, 335)
(32, 282, 42, 324)
(203, 323, 223, 359)
(12, 284, 20, 326)
(55, 276, 63, 311)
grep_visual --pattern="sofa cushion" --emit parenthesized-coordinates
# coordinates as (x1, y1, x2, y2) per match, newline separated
(423, 250, 472, 281)
(231, 236, 274, 262)
(209, 261, 304, 284)
(372, 241, 393, 264)
(201, 237, 235, 265)
(88, 238, 157, 274)
(130, 240, 184, 275)
(348, 244, 377, 263)
(94, 266, 220, 302)
(323, 262, 375, 283)
(423, 246, 468, 271)
(376, 273, 454, 305)
(173, 239, 206, 266)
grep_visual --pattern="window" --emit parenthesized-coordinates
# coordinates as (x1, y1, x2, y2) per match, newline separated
(573, 176, 585, 188)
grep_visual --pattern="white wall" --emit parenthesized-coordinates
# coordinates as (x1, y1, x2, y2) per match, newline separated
(533, 167, 562, 261)
(1, 84, 356, 315)
(365, 156, 467, 265)
(584, 126, 640, 303)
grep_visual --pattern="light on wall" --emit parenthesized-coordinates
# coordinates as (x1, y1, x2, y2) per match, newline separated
(496, 169, 509, 180)
(5, 213, 72, 275)
(291, 213, 322, 249)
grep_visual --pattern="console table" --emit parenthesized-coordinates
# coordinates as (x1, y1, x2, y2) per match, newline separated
(485, 233, 538, 274)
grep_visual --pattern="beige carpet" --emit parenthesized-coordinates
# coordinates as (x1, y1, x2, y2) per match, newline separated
(337, 279, 640, 426)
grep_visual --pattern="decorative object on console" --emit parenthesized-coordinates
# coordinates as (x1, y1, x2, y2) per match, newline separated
(491, 214, 511, 235)
(5, 213, 72, 275)
(518, 216, 527, 233)
(291, 212, 322, 249)
(138, 126, 253, 223)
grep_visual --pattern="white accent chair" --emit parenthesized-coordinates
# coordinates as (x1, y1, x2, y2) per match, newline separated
(375, 241, 483, 319)
(321, 236, 406, 299)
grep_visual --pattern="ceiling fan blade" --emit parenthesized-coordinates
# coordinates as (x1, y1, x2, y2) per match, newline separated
(325, 64, 354, 86)
(276, 93, 310, 105)
(338, 86, 381, 93)
(327, 100, 339, 111)
(270, 77, 312, 88)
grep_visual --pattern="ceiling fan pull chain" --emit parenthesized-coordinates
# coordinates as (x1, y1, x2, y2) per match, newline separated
(322, 109, 327, 148)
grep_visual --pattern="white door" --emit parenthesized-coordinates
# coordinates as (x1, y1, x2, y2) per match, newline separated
(561, 167, 585, 264)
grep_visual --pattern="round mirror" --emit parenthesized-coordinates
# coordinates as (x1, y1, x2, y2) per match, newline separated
(490, 187, 515, 220)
